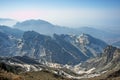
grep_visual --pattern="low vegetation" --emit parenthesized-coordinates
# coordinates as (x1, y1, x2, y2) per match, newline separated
(20, 70, 72, 80)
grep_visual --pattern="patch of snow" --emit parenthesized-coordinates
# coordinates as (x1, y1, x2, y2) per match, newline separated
(73, 67, 96, 74)
(8, 61, 42, 72)
(46, 62, 62, 68)
(40, 47, 46, 57)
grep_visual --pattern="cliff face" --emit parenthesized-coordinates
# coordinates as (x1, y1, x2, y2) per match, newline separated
(81, 46, 120, 73)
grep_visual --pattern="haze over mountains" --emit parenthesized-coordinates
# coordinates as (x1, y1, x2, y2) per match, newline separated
(0, 18, 17, 27)
(0, 18, 120, 80)
(0, 18, 120, 44)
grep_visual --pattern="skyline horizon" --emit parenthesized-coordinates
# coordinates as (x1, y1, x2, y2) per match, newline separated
(0, 17, 119, 29)
(0, 17, 120, 30)
(0, 0, 120, 28)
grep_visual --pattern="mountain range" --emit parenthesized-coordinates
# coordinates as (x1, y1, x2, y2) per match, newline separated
(0, 25, 107, 65)
(13, 19, 120, 43)
(0, 18, 17, 27)
(1, 18, 120, 43)
(0, 18, 120, 80)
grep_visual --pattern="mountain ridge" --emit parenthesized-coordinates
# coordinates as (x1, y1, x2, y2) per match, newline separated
(0, 26, 108, 65)
(13, 19, 120, 43)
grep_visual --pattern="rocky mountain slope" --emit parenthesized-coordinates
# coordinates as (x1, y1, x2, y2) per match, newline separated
(16, 31, 87, 65)
(80, 46, 120, 76)
(0, 26, 23, 56)
(0, 26, 108, 65)
(0, 46, 120, 80)
(0, 57, 70, 80)
(57, 33, 107, 57)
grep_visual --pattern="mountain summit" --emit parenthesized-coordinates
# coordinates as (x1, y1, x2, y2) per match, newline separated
(14, 19, 55, 35)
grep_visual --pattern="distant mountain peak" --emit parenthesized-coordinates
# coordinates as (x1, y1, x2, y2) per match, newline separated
(15, 19, 53, 27)
(0, 18, 17, 27)
(27, 19, 51, 24)
(14, 19, 55, 35)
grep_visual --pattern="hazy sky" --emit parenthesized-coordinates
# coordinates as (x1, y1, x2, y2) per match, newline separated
(0, 0, 120, 28)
